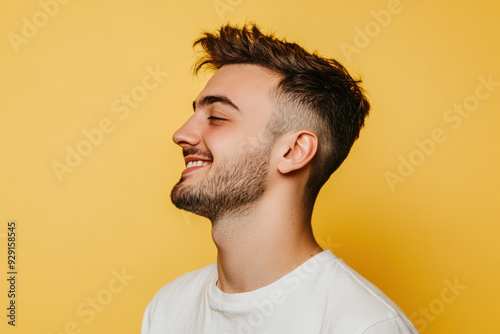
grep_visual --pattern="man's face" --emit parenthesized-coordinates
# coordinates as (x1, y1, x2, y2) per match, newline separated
(170, 64, 281, 221)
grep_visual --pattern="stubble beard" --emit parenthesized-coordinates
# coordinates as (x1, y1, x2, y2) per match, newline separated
(170, 137, 273, 222)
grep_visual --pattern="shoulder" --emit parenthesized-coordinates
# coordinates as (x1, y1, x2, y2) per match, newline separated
(359, 317, 419, 334)
(146, 262, 216, 312)
(317, 251, 417, 333)
(141, 263, 216, 333)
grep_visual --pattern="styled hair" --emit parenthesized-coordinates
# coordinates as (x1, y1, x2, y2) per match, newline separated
(193, 24, 370, 209)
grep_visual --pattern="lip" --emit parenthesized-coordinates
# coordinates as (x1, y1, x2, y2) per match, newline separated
(181, 163, 210, 176)
(184, 155, 212, 165)
(182, 155, 213, 176)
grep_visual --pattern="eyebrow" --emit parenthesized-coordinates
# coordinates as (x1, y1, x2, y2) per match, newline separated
(192, 95, 240, 112)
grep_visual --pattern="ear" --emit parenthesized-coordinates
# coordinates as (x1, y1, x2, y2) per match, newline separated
(277, 130, 318, 174)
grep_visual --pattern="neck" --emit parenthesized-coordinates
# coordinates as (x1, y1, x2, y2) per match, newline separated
(211, 191, 323, 294)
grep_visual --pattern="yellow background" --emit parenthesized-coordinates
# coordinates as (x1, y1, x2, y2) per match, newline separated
(1, 0, 499, 333)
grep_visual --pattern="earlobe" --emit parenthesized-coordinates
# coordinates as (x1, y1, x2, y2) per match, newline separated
(277, 130, 318, 174)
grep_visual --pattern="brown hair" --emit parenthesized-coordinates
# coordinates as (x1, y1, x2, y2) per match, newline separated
(193, 24, 370, 209)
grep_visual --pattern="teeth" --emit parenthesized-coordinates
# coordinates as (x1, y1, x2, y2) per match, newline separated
(186, 160, 210, 168)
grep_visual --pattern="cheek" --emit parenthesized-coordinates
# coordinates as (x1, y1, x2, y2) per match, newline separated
(204, 132, 246, 157)
(204, 121, 270, 157)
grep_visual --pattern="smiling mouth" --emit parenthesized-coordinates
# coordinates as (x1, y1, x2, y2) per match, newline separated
(182, 160, 212, 175)
(186, 160, 211, 168)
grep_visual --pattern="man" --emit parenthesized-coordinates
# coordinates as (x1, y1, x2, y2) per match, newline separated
(142, 24, 418, 333)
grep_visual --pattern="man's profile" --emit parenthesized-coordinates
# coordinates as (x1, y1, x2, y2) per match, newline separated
(142, 24, 418, 333)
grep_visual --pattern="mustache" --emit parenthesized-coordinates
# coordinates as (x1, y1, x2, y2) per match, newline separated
(182, 147, 213, 161)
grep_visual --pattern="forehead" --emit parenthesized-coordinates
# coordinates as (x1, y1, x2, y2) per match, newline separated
(196, 64, 281, 117)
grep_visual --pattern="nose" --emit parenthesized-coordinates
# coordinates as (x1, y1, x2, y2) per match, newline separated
(172, 115, 202, 148)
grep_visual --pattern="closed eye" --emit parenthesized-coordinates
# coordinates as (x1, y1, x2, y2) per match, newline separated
(208, 116, 227, 123)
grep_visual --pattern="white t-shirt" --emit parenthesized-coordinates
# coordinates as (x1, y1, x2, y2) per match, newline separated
(141, 250, 418, 333)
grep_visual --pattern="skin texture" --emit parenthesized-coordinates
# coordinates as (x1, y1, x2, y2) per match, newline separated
(171, 64, 323, 293)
